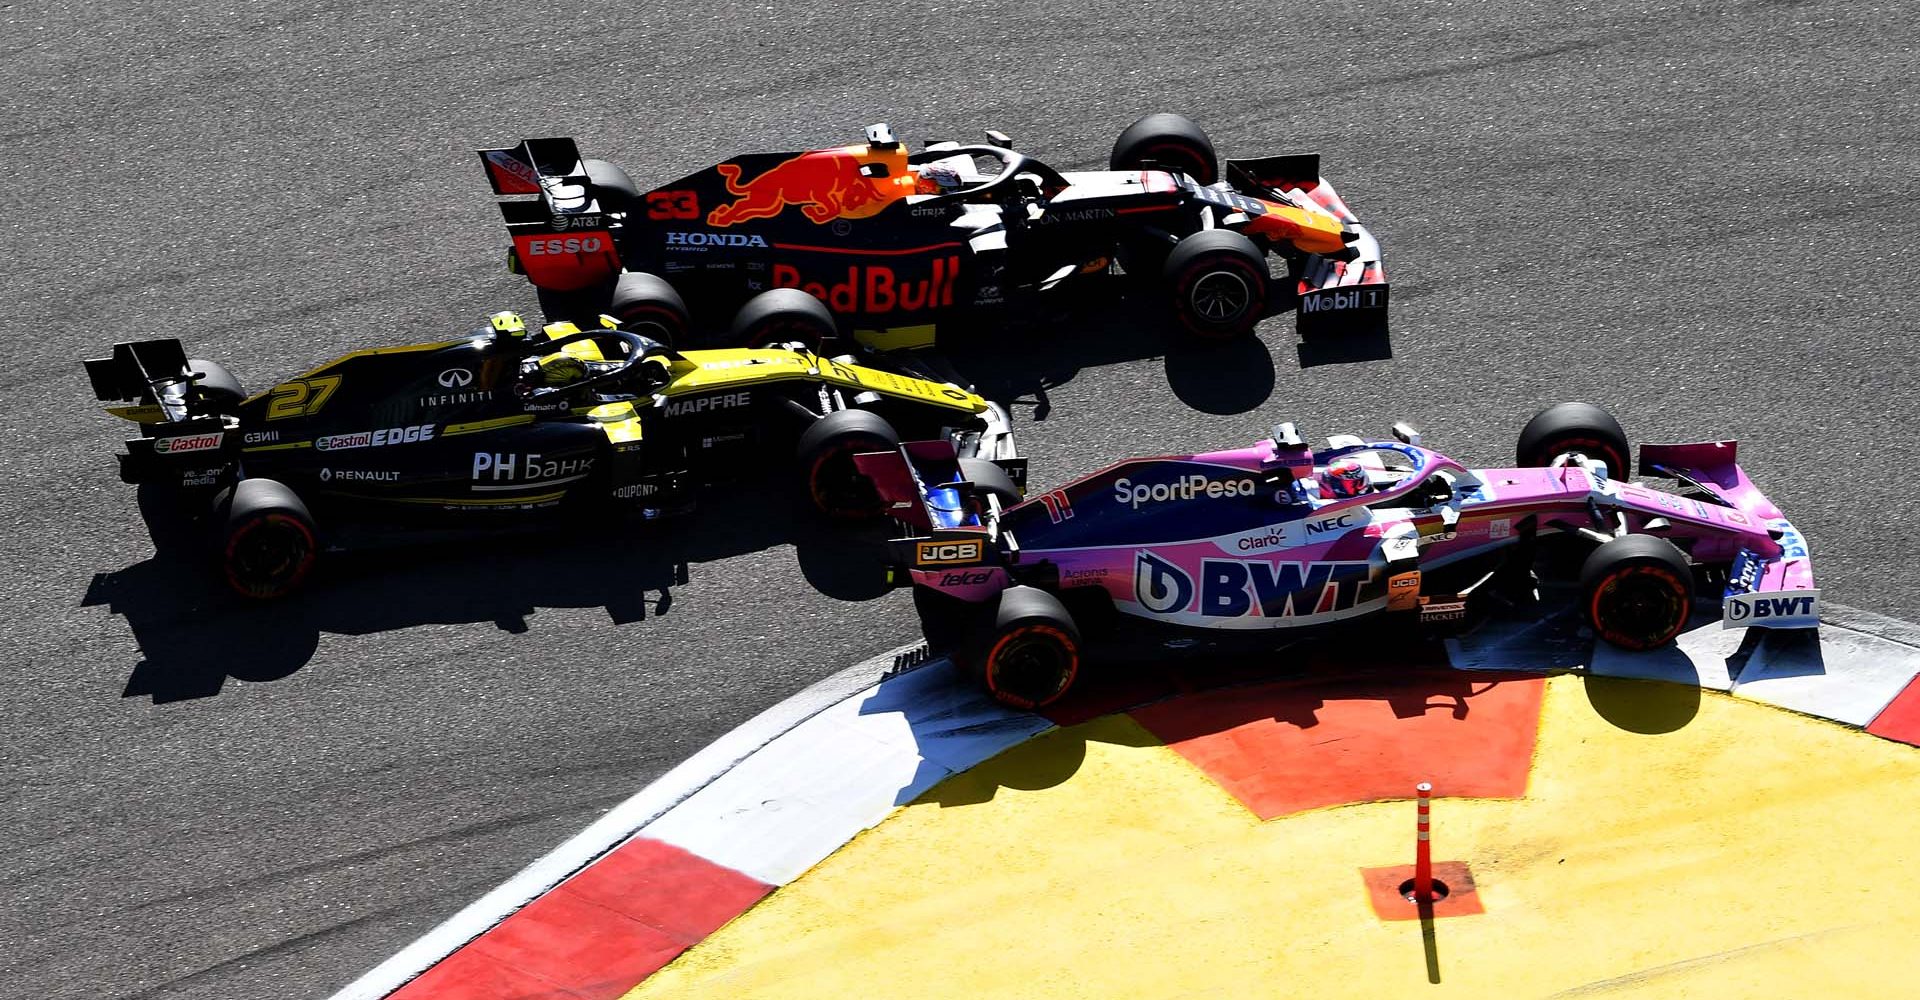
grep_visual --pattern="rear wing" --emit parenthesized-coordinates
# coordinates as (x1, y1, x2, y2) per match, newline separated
(1226, 154, 1387, 336)
(855, 439, 1016, 581)
(477, 138, 624, 292)
(83, 339, 236, 484)
(1639, 440, 1817, 631)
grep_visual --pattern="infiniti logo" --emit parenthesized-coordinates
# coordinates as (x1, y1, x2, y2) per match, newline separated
(438, 368, 474, 388)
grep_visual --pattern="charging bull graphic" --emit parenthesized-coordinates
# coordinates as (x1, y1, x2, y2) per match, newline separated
(707, 149, 896, 226)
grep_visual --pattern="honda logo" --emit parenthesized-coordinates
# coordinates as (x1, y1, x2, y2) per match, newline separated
(439, 368, 474, 388)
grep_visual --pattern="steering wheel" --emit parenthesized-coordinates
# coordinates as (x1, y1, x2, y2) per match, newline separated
(907, 144, 1069, 206)
(519, 328, 676, 400)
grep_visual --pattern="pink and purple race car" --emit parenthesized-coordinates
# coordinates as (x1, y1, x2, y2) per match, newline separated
(859, 403, 1816, 709)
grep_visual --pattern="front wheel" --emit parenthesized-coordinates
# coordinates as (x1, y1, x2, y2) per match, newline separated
(608, 272, 691, 347)
(1581, 534, 1694, 650)
(730, 288, 836, 351)
(1163, 230, 1270, 341)
(1110, 113, 1219, 185)
(796, 408, 900, 520)
(222, 479, 318, 599)
(1516, 402, 1632, 478)
(964, 586, 1082, 710)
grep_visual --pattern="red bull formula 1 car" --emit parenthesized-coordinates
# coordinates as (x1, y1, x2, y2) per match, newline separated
(477, 114, 1387, 353)
(858, 403, 1815, 709)
(85, 313, 1018, 598)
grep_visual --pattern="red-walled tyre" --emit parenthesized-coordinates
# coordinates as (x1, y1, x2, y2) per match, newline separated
(1110, 113, 1219, 185)
(1581, 534, 1694, 650)
(796, 408, 900, 520)
(608, 272, 691, 347)
(222, 479, 318, 600)
(729, 288, 836, 351)
(964, 586, 1082, 710)
(1164, 229, 1269, 341)
(1515, 402, 1632, 479)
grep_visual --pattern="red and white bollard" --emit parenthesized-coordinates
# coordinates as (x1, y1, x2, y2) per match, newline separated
(1414, 782, 1434, 903)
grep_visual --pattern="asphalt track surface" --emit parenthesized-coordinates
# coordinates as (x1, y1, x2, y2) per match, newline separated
(2, 2, 1915, 998)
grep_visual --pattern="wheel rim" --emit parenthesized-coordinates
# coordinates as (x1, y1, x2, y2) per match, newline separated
(1590, 565, 1689, 650)
(987, 624, 1078, 709)
(808, 436, 887, 518)
(226, 513, 315, 598)
(1190, 269, 1252, 322)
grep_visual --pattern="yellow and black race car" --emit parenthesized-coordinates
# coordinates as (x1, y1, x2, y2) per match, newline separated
(85, 311, 1020, 598)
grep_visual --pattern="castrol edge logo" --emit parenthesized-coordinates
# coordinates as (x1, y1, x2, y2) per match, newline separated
(916, 539, 982, 565)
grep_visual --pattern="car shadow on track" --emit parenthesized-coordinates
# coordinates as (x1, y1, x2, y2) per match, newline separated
(909, 635, 1503, 808)
(81, 487, 892, 703)
(928, 273, 1390, 419)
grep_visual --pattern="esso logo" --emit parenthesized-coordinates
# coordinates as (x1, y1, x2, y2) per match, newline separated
(525, 236, 606, 256)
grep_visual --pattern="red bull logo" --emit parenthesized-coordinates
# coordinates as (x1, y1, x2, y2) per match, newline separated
(774, 257, 961, 314)
(708, 150, 894, 226)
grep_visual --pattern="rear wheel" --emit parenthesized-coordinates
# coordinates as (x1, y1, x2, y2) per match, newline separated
(796, 408, 900, 520)
(956, 458, 1022, 511)
(1581, 534, 1693, 650)
(1516, 402, 1632, 478)
(186, 359, 246, 415)
(608, 272, 691, 347)
(1110, 113, 1219, 185)
(730, 288, 836, 351)
(1163, 230, 1269, 341)
(581, 158, 640, 214)
(965, 586, 1082, 710)
(222, 479, 317, 599)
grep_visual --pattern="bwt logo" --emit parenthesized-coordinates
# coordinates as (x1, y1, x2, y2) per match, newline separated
(1133, 552, 1370, 619)
(1725, 590, 1818, 627)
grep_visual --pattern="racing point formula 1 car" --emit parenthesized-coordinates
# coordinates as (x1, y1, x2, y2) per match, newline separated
(477, 113, 1386, 352)
(85, 312, 1019, 598)
(860, 403, 1815, 709)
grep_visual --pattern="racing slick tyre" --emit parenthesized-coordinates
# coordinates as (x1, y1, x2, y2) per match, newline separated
(957, 458, 1023, 511)
(966, 586, 1083, 710)
(797, 408, 900, 520)
(581, 158, 640, 214)
(729, 288, 836, 351)
(1163, 229, 1270, 341)
(186, 359, 246, 414)
(1516, 402, 1633, 478)
(1110, 113, 1219, 186)
(221, 478, 318, 600)
(1580, 534, 1694, 651)
(608, 272, 691, 347)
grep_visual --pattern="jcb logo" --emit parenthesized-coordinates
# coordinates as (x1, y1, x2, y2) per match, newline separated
(916, 540, 982, 565)
(264, 375, 344, 421)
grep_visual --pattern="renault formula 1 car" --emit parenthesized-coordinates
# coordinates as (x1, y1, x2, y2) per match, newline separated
(85, 313, 1019, 598)
(859, 403, 1814, 708)
(478, 113, 1386, 352)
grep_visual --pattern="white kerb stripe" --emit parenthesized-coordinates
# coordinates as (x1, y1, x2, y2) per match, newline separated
(642, 659, 1053, 885)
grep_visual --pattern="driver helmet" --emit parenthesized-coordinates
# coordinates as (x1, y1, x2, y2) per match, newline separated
(1320, 457, 1371, 499)
(536, 352, 588, 387)
(915, 163, 963, 195)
